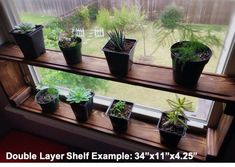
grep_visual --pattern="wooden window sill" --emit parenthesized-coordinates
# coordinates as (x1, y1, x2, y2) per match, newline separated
(0, 43, 235, 104)
(8, 92, 206, 161)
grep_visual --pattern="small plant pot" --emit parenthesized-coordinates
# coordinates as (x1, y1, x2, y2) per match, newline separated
(70, 92, 94, 123)
(157, 113, 187, 147)
(171, 41, 212, 87)
(10, 25, 46, 59)
(35, 88, 59, 113)
(59, 37, 82, 65)
(102, 39, 137, 77)
(106, 99, 133, 133)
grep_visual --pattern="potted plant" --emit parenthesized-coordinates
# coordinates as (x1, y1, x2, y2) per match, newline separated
(102, 29, 137, 76)
(106, 100, 133, 132)
(58, 30, 82, 65)
(10, 22, 46, 59)
(154, 5, 220, 87)
(66, 87, 94, 123)
(157, 96, 192, 147)
(171, 41, 212, 87)
(35, 87, 59, 113)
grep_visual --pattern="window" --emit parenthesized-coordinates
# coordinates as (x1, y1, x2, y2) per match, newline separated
(5, 0, 235, 127)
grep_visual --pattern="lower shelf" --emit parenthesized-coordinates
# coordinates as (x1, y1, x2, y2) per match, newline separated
(13, 95, 206, 161)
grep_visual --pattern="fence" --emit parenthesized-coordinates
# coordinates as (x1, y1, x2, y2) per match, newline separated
(14, 0, 235, 25)
(97, 0, 235, 25)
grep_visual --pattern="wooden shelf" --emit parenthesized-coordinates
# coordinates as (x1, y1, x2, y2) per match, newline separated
(15, 94, 206, 161)
(1, 43, 235, 103)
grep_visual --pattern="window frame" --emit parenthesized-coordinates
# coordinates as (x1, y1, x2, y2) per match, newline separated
(1, 0, 235, 131)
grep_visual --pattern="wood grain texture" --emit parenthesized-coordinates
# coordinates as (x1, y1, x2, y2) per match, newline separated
(206, 114, 234, 159)
(0, 60, 28, 99)
(1, 44, 235, 103)
(19, 95, 206, 161)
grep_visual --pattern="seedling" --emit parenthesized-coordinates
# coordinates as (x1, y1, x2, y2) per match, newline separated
(110, 100, 129, 118)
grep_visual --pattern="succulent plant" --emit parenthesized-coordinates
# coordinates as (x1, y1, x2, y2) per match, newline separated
(107, 29, 125, 51)
(66, 87, 92, 104)
(58, 29, 81, 48)
(163, 95, 193, 128)
(13, 23, 36, 34)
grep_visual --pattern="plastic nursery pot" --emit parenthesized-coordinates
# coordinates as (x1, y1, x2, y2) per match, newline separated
(157, 113, 187, 147)
(171, 41, 212, 87)
(102, 38, 137, 77)
(59, 37, 82, 65)
(10, 25, 46, 59)
(35, 88, 59, 113)
(70, 92, 94, 123)
(106, 99, 133, 133)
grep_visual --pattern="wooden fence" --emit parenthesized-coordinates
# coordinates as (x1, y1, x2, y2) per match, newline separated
(97, 0, 235, 25)
(14, 0, 235, 25)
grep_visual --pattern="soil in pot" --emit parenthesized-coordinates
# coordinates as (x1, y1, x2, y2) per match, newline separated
(59, 37, 82, 65)
(106, 100, 133, 133)
(10, 25, 45, 59)
(171, 41, 212, 87)
(158, 113, 187, 147)
(102, 39, 137, 76)
(35, 88, 59, 113)
(70, 92, 94, 123)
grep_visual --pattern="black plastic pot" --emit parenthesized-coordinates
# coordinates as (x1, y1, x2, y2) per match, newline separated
(35, 88, 59, 113)
(10, 25, 45, 59)
(106, 99, 133, 133)
(102, 39, 137, 76)
(157, 113, 187, 147)
(59, 37, 82, 65)
(171, 41, 212, 87)
(70, 92, 94, 123)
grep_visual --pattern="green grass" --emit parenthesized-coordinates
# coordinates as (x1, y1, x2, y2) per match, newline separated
(20, 13, 228, 120)
(20, 13, 56, 25)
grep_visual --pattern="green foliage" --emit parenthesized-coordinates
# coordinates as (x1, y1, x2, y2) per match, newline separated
(107, 29, 125, 51)
(96, 9, 115, 30)
(75, 6, 90, 29)
(97, 6, 145, 31)
(159, 5, 182, 29)
(38, 68, 108, 92)
(47, 87, 59, 95)
(13, 22, 36, 33)
(110, 100, 126, 117)
(88, 3, 99, 21)
(163, 95, 193, 129)
(67, 87, 92, 104)
(154, 5, 221, 48)
(172, 41, 207, 67)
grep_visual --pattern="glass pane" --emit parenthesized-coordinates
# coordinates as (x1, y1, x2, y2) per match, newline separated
(15, 0, 235, 73)
(13, 0, 235, 123)
(35, 67, 210, 122)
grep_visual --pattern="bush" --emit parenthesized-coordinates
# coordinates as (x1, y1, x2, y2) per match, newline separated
(96, 9, 115, 31)
(76, 6, 90, 29)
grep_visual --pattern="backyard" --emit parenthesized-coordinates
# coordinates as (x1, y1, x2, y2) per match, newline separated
(19, 3, 229, 120)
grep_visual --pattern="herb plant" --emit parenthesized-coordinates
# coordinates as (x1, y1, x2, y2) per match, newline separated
(163, 95, 193, 128)
(67, 87, 92, 104)
(13, 23, 36, 34)
(107, 29, 125, 52)
(110, 100, 129, 118)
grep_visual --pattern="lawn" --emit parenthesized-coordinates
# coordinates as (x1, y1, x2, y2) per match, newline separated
(20, 13, 228, 120)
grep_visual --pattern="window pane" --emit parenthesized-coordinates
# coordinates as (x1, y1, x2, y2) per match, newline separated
(35, 67, 209, 122)
(15, 0, 235, 73)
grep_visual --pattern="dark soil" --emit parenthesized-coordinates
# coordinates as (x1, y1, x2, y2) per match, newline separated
(105, 39, 135, 54)
(159, 114, 185, 135)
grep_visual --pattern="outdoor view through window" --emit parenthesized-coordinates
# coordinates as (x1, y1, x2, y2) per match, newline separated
(13, 0, 235, 122)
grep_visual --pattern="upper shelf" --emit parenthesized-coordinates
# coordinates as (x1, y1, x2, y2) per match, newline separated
(1, 43, 235, 103)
